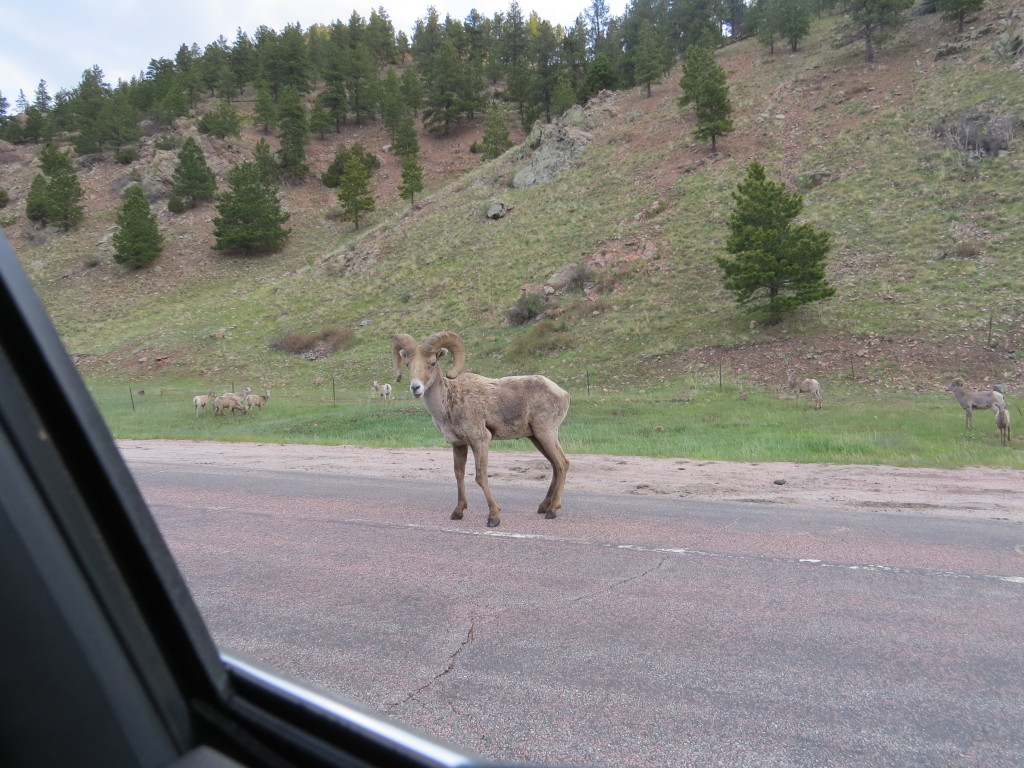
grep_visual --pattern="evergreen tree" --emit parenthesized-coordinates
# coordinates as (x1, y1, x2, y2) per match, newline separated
(213, 161, 291, 254)
(198, 100, 242, 138)
(171, 137, 217, 210)
(276, 85, 309, 177)
(336, 155, 375, 230)
(391, 113, 420, 158)
(113, 185, 164, 268)
(633, 21, 664, 98)
(716, 161, 834, 324)
(309, 97, 332, 139)
(253, 83, 278, 133)
(844, 0, 914, 61)
(46, 166, 85, 230)
(678, 45, 734, 151)
(580, 53, 617, 101)
(481, 105, 513, 159)
(398, 153, 424, 205)
(776, 0, 813, 52)
(26, 174, 49, 223)
(252, 138, 279, 183)
(936, 0, 984, 33)
(550, 73, 578, 118)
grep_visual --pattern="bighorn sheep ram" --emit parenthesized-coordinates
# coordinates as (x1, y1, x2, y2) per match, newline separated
(392, 331, 570, 528)
(372, 380, 393, 400)
(245, 390, 271, 410)
(995, 404, 1011, 447)
(192, 391, 216, 417)
(786, 369, 823, 409)
(213, 393, 249, 415)
(947, 379, 1004, 429)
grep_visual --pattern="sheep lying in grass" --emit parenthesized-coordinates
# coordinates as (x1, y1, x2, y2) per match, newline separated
(996, 404, 1011, 447)
(245, 390, 271, 411)
(947, 379, 1004, 429)
(786, 369, 823, 409)
(213, 393, 249, 415)
(192, 391, 216, 417)
(393, 331, 570, 528)
(372, 380, 392, 400)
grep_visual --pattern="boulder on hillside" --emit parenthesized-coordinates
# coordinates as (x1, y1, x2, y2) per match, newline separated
(512, 118, 591, 189)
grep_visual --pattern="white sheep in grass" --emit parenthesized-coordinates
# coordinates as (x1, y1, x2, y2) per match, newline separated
(372, 380, 393, 400)
(786, 369, 823, 409)
(213, 393, 249, 415)
(245, 390, 271, 411)
(995, 404, 1011, 447)
(192, 391, 216, 417)
(947, 379, 1004, 430)
(393, 331, 570, 528)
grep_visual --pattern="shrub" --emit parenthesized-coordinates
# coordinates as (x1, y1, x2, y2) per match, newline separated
(154, 134, 179, 151)
(0, 189, 9, 209)
(116, 147, 138, 165)
(564, 264, 596, 293)
(508, 319, 574, 361)
(505, 291, 546, 326)
(167, 196, 186, 213)
(271, 328, 355, 359)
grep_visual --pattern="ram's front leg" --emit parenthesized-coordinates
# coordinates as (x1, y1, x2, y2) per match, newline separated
(450, 444, 469, 520)
(469, 442, 501, 527)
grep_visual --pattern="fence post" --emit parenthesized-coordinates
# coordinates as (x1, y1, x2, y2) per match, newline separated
(129, 387, 135, 413)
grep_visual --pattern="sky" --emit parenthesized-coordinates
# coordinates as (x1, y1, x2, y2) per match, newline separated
(1, 0, 626, 108)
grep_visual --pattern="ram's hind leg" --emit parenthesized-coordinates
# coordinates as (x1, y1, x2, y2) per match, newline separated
(450, 444, 469, 521)
(529, 433, 569, 519)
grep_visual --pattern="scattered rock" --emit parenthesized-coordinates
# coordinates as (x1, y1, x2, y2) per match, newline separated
(773, 479, 787, 485)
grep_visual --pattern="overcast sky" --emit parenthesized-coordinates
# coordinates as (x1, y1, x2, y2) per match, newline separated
(1, 1, 626, 108)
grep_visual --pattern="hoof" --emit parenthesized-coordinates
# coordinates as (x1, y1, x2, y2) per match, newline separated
(544, 511, 557, 519)
(450, 511, 464, 520)
(487, 518, 500, 528)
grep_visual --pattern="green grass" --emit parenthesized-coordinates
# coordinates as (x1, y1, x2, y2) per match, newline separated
(93, 381, 1022, 470)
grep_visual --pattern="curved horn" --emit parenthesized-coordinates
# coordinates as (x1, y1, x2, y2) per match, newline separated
(391, 333, 419, 382)
(422, 331, 466, 379)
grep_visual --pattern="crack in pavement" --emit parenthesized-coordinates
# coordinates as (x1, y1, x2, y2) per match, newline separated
(385, 617, 477, 716)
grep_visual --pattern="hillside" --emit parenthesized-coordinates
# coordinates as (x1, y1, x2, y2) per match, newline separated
(2, 4, 1023, 399)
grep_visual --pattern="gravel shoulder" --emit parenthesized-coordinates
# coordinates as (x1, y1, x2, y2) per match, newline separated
(117, 440, 1024, 525)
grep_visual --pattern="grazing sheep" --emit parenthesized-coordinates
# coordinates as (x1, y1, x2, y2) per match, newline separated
(392, 331, 570, 528)
(372, 380, 393, 400)
(213, 393, 249, 416)
(786, 369, 823, 409)
(995, 404, 1011, 446)
(947, 379, 1004, 429)
(192, 390, 216, 417)
(245, 390, 271, 411)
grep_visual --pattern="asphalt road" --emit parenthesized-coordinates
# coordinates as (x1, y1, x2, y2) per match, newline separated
(127, 458, 1024, 768)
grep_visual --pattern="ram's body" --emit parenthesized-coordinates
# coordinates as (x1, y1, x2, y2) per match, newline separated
(393, 332, 570, 527)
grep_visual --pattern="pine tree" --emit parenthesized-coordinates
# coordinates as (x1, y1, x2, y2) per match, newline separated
(46, 167, 85, 230)
(252, 138, 279, 183)
(253, 83, 278, 133)
(309, 97, 332, 139)
(633, 20, 664, 97)
(936, 0, 984, 33)
(171, 137, 217, 210)
(276, 86, 309, 177)
(716, 161, 834, 325)
(678, 45, 734, 151)
(213, 161, 291, 254)
(481, 106, 513, 160)
(398, 153, 424, 205)
(113, 185, 164, 268)
(26, 174, 49, 223)
(336, 155, 375, 230)
(844, 0, 914, 62)
(198, 100, 242, 138)
(391, 113, 420, 158)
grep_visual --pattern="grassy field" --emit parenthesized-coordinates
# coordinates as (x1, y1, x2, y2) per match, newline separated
(93, 380, 1021, 470)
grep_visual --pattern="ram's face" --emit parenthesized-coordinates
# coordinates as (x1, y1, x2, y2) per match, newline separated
(403, 348, 446, 399)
